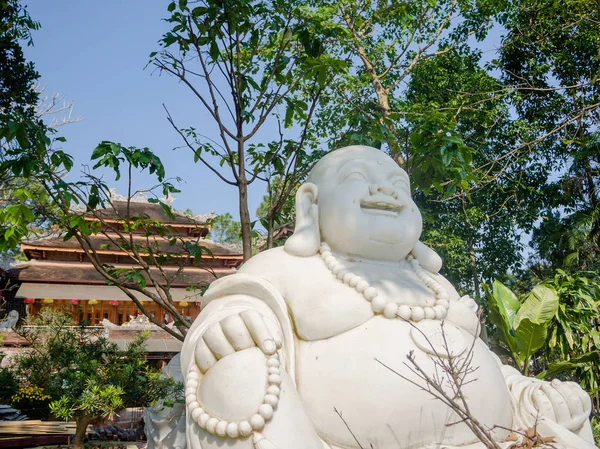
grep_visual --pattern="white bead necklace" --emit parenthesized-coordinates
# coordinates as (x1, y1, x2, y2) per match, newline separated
(186, 352, 282, 448)
(319, 242, 450, 321)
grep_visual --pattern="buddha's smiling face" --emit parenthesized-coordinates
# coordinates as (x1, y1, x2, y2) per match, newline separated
(308, 146, 422, 261)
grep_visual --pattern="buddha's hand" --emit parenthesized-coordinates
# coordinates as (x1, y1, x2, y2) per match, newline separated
(517, 377, 592, 431)
(194, 310, 283, 373)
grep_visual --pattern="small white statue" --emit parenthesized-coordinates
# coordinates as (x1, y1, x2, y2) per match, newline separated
(0, 310, 19, 331)
(148, 146, 597, 449)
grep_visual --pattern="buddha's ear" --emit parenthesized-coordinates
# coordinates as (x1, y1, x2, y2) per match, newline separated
(411, 240, 443, 273)
(284, 182, 320, 257)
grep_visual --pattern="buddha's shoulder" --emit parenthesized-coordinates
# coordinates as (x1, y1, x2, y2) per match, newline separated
(238, 247, 325, 290)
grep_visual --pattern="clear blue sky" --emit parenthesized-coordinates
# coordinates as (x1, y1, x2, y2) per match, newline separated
(23, 0, 261, 218)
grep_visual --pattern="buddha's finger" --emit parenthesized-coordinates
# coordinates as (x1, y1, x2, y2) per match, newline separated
(541, 383, 571, 425)
(203, 322, 236, 360)
(552, 380, 585, 418)
(549, 381, 589, 430)
(240, 310, 276, 355)
(532, 388, 556, 422)
(194, 338, 218, 373)
(263, 316, 283, 349)
(220, 314, 255, 351)
(571, 381, 593, 415)
(566, 381, 593, 427)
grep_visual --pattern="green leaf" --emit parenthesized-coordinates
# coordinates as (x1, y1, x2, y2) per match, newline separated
(485, 280, 520, 353)
(209, 41, 219, 61)
(538, 351, 600, 378)
(515, 318, 549, 357)
(514, 284, 559, 328)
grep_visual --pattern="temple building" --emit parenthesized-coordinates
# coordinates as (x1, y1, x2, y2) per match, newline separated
(1, 197, 243, 357)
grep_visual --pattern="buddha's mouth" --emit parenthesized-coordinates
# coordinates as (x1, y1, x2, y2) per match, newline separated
(360, 198, 403, 216)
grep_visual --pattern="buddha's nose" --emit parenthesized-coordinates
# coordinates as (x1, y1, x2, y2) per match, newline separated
(369, 183, 398, 199)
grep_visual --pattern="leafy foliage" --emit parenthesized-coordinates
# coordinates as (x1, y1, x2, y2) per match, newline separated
(153, 0, 345, 258)
(209, 213, 242, 245)
(11, 309, 180, 447)
(485, 280, 559, 375)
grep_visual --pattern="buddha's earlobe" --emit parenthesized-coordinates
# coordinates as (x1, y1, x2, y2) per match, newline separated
(411, 240, 443, 273)
(284, 183, 320, 257)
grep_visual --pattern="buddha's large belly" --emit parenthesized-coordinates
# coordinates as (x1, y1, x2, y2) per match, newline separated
(296, 317, 512, 449)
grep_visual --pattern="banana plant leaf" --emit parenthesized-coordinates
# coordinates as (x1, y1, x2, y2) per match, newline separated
(485, 280, 520, 353)
(514, 284, 559, 328)
(515, 317, 550, 357)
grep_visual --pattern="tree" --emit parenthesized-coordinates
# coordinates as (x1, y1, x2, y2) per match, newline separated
(153, 0, 345, 259)
(0, 0, 39, 121)
(304, 0, 503, 188)
(12, 309, 180, 449)
(0, 2, 222, 341)
(0, 0, 50, 253)
(209, 212, 242, 244)
(499, 0, 600, 275)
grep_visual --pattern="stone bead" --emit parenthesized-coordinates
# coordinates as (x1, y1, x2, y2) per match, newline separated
(264, 393, 279, 407)
(321, 250, 332, 259)
(250, 414, 265, 430)
(185, 386, 197, 397)
(206, 417, 219, 434)
(238, 420, 252, 437)
(331, 264, 344, 275)
(364, 287, 378, 301)
(397, 305, 412, 320)
(337, 269, 349, 280)
(226, 422, 240, 438)
(216, 420, 228, 437)
(199, 413, 210, 428)
(437, 300, 450, 309)
(424, 307, 436, 320)
(324, 255, 335, 265)
(186, 394, 197, 405)
(383, 302, 398, 319)
(411, 307, 425, 322)
(267, 358, 280, 368)
(431, 285, 445, 298)
(356, 280, 369, 293)
(268, 374, 282, 385)
(191, 407, 203, 421)
(371, 296, 386, 313)
(258, 403, 274, 420)
(343, 272, 355, 285)
(267, 385, 280, 396)
(348, 274, 360, 287)
(434, 305, 448, 319)
(268, 366, 280, 375)
(188, 401, 200, 412)
(187, 370, 200, 381)
(320, 243, 331, 251)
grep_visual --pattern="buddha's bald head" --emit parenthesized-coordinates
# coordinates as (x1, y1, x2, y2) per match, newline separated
(307, 145, 406, 187)
(286, 145, 422, 261)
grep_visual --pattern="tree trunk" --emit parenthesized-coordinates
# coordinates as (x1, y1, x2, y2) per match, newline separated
(239, 180, 252, 260)
(266, 211, 274, 249)
(71, 414, 91, 449)
(468, 239, 481, 299)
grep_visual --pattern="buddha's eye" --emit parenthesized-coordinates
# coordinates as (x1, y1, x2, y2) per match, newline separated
(341, 172, 367, 183)
(392, 178, 409, 191)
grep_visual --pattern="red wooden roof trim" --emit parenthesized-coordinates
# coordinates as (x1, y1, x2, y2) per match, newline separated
(20, 244, 244, 260)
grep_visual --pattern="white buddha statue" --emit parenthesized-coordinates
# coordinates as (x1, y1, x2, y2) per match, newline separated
(153, 146, 596, 449)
